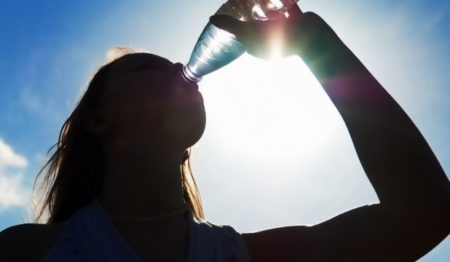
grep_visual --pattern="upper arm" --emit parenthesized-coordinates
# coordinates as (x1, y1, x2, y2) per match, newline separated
(0, 225, 28, 261)
(0, 223, 61, 262)
(242, 204, 448, 262)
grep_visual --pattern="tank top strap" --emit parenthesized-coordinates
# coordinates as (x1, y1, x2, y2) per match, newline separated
(187, 213, 250, 262)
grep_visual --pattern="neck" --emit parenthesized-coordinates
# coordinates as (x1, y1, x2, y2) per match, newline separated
(98, 142, 187, 219)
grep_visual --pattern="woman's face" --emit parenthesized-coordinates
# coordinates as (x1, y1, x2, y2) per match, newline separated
(99, 53, 206, 151)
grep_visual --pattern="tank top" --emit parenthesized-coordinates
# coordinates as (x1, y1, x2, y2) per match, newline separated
(43, 199, 249, 261)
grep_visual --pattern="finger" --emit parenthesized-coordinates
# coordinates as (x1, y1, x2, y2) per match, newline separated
(287, 4, 303, 19)
(264, 9, 288, 20)
(209, 15, 248, 38)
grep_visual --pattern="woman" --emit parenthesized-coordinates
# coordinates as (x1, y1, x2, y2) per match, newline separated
(1, 5, 449, 262)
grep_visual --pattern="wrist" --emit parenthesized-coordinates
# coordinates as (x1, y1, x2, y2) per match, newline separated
(290, 12, 337, 56)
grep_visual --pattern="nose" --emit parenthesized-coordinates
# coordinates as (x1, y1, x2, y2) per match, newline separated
(171, 62, 184, 74)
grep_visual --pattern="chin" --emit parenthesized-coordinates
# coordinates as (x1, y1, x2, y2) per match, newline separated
(163, 108, 206, 149)
(183, 115, 206, 148)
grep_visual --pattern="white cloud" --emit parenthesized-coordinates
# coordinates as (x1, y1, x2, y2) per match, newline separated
(0, 138, 27, 170)
(0, 138, 30, 210)
(0, 174, 28, 209)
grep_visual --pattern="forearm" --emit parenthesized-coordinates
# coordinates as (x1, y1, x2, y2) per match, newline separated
(294, 13, 450, 222)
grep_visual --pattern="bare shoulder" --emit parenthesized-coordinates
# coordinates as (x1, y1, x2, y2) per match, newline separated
(0, 222, 67, 261)
(242, 225, 313, 262)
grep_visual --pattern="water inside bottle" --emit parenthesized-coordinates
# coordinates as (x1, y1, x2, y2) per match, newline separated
(182, 23, 246, 83)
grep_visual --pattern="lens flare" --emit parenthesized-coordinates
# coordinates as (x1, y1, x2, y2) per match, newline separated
(268, 32, 285, 60)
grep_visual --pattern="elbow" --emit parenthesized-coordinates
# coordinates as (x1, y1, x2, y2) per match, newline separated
(406, 194, 450, 255)
(393, 200, 450, 260)
(384, 186, 450, 255)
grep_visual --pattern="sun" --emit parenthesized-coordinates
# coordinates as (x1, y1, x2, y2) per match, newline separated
(198, 53, 342, 166)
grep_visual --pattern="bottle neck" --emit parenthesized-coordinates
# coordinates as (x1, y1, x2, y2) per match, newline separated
(182, 65, 201, 83)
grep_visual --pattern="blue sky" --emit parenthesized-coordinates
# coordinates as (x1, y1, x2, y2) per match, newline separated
(0, 0, 449, 260)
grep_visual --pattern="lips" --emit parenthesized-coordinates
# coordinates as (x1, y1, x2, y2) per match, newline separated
(175, 71, 199, 92)
(172, 63, 199, 92)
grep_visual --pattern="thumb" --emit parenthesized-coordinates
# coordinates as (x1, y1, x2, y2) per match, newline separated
(209, 15, 247, 38)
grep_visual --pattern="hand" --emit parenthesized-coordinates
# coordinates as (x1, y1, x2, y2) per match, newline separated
(209, 5, 305, 59)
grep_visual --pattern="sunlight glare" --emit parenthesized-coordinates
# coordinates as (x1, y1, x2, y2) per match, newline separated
(200, 54, 342, 167)
(268, 33, 285, 60)
(252, 5, 268, 20)
(267, 0, 284, 10)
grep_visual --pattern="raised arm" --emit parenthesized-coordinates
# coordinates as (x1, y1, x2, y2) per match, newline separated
(211, 8, 450, 261)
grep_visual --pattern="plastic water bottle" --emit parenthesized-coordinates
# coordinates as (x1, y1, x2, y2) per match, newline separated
(182, 0, 299, 83)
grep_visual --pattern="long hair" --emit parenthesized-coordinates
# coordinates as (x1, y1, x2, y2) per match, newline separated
(32, 51, 204, 224)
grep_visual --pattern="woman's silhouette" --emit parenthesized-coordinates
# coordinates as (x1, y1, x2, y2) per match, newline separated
(1, 5, 449, 262)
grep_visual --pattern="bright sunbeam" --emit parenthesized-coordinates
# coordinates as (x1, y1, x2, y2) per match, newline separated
(200, 53, 342, 166)
(268, 32, 285, 60)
